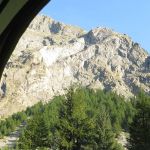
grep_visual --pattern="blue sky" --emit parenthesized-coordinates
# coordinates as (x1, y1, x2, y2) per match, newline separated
(41, 0, 150, 53)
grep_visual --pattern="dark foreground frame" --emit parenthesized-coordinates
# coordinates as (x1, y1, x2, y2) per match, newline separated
(0, 0, 50, 79)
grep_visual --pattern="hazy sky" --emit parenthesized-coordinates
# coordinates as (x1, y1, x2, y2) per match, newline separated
(41, 0, 150, 53)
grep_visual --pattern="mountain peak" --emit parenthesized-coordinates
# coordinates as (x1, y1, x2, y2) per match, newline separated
(28, 15, 85, 38)
(0, 15, 150, 117)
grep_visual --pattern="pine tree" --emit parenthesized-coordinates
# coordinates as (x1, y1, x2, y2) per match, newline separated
(18, 117, 38, 149)
(94, 108, 123, 150)
(128, 91, 150, 150)
(34, 116, 50, 148)
(18, 115, 51, 149)
(56, 88, 95, 149)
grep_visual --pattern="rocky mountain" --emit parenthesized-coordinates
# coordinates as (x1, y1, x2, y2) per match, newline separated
(0, 15, 150, 117)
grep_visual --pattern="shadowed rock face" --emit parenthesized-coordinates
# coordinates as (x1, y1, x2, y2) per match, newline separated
(0, 15, 149, 117)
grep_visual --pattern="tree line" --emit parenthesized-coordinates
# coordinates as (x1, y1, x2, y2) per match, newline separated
(0, 87, 150, 149)
(17, 87, 134, 149)
(0, 101, 44, 138)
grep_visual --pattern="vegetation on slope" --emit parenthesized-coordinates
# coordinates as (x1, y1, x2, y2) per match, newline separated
(18, 87, 135, 149)
(0, 87, 150, 150)
(128, 91, 150, 150)
(0, 102, 44, 138)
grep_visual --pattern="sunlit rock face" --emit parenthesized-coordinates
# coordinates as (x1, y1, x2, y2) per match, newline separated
(0, 15, 149, 117)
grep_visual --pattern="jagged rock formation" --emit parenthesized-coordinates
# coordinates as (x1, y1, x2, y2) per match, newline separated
(0, 15, 150, 117)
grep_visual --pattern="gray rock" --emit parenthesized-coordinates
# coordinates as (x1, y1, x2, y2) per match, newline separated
(0, 15, 149, 117)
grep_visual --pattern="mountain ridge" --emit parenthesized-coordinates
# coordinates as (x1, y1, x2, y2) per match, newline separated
(0, 15, 150, 117)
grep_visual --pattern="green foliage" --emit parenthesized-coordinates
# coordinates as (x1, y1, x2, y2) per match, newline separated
(83, 89, 135, 134)
(128, 90, 150, 150)
(56, 88, 95, 149)
(18, 87, 135, 149)
(0, 112, 27, 138)
(18, 115, 50, 149)
(0, 101, 45, 139)
(93, 108, 117, 150)
(1, 86, 139, 149)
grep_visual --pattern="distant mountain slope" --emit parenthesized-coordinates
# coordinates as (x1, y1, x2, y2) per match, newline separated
(0, 15, 150, 117)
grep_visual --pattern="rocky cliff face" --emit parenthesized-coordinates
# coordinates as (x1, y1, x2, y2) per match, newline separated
(0, 15, 150, 117)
